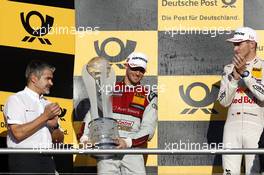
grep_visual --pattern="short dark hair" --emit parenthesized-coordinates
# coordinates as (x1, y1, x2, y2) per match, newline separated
(25, 60, 55, 81)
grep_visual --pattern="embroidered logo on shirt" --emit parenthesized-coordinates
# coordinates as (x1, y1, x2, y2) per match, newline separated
(25, 109, 35, 112)
(252, 67, 262, 79)
(132, 93, 145, 106)
(117, 119, 134, 131)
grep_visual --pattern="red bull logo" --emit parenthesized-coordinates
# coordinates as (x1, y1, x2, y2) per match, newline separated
(232, 96, 256, 104)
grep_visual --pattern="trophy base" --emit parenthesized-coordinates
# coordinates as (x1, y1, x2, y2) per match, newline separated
(92, 142, 118, 160)
(88, 117, 120, 159)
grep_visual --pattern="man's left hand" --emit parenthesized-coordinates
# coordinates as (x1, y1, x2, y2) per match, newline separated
(47, 116, 59, 128)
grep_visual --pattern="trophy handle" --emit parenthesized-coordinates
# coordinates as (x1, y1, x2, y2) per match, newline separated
(82, 65, 100, 119)
(100, 61, 116, 118)
(81, 62, 116, 120)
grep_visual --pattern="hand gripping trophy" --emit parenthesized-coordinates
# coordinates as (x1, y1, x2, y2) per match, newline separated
(81, 57, 119, 158)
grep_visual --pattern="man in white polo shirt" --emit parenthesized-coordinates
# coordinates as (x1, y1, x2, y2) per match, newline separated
(3, 60, 62, 174)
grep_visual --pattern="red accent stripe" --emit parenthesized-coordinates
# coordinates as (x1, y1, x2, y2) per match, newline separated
(77, 122, 85, 140)
(132, 135, 149, 147)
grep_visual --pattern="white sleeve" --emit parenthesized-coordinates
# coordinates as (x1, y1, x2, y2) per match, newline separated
(218, 64, 239, 107)
(3, 95, 25, 125)
(79, 111, 92, 143)
(126, 92, 158, 147)
(243, 64, 264, 101)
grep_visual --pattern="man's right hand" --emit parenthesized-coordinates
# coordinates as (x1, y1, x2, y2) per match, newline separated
(232, 54, 246, 75)
(43, 103, 61, 120)
(231, 68, 241, 80)
(115, 138, 128, 149)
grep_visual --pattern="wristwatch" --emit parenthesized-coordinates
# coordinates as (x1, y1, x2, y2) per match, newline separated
(241, 70, 250, 78)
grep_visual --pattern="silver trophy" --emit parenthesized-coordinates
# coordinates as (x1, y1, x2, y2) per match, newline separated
(81, 57, 119, 159)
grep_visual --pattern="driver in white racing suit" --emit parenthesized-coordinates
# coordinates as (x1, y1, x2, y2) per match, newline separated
(79, 52, 158, 175)
(218, 27, 264, 174)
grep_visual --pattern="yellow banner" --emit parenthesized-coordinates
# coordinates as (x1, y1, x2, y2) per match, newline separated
(0, 91, 13, 137)
(158, 76, 227, 121)
(257, 31, 264, 58)
(0, 1, 74, 54)
(146, 127, 158, 166)
(0, 91, 74, 143)
(159, 166, 223, 174)
(158, 0, 243, 30)
(75, 31, 158, 76)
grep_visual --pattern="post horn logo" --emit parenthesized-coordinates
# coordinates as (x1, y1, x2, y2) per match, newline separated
(0, 104, 4, 112)
(179, 82, 219, 114)
(94, 37, 137, 69)
(20, 11, 54, 45)
(58, 108, 67, 121)
(222, 0, 236, 8)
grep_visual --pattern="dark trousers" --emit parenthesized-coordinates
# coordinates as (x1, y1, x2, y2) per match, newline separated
(8, 154, 56, 174)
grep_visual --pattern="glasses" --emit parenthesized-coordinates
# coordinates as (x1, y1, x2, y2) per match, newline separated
(128, 66, 145, 74)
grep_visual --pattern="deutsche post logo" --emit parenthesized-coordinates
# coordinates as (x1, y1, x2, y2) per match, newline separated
(94, 37, 137, 69)
(221, 0, 236, 8)
(179, 82, 219, 114)
(20, 11, 54, 45)
(58, 108, 67, 121)
(0, 104, 4, 112)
